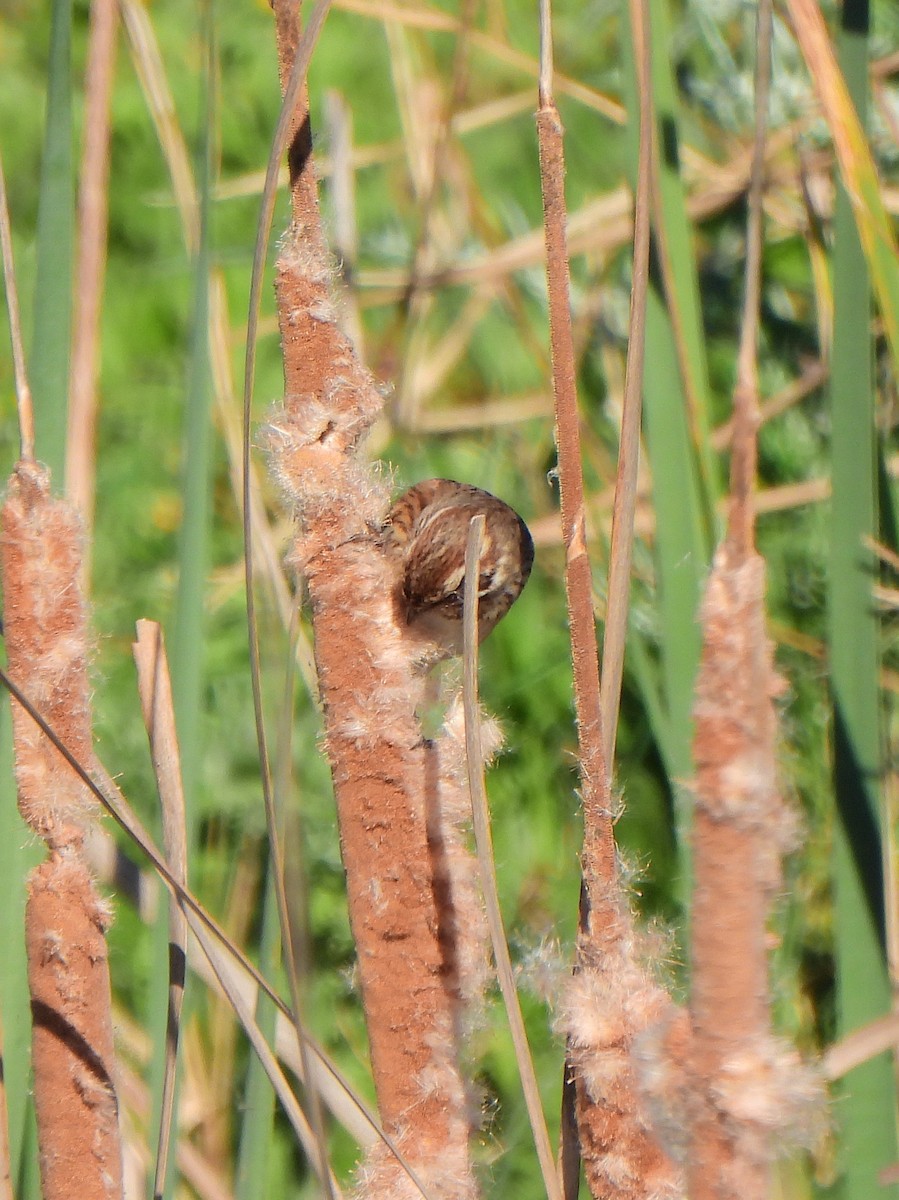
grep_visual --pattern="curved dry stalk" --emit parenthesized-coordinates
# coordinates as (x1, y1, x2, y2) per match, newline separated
(122, 11, 320, 692)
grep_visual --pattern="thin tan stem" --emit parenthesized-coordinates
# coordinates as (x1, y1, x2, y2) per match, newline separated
(67, 0, 118, 529)
(600, 0, 651, 774)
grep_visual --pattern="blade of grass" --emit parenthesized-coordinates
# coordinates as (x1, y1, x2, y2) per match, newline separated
(824, 1, 899, 1194)
(333, 0, 628, 124)
(198, 942, 331, 1194)
(187, 911, 346, 1198)
(270, 589, 333, 1196)
(122, 9, 320, 697)
(462, 515, 562, 1200)
(322, 90, 364, 349)
(30, 0, 74, 482)
(170, 0, 215, 848)
(0, 663, 291, 1023)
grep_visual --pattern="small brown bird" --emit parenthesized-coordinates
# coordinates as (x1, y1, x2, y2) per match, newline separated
(382, 479, 534, 655)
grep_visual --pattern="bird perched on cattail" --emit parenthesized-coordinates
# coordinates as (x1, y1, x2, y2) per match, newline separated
(382, 479, 534, 657)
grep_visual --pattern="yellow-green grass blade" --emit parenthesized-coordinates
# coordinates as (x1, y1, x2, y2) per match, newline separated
(30, 0, 73, 482)
(787, 0, 899, 378)
(827, 4, 899, 1196)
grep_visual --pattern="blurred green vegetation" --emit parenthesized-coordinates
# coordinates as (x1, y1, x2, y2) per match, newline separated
(1, 0, 898, 1195)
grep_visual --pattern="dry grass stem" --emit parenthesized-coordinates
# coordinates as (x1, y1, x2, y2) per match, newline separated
(823, 1011, 899, 1081)
(335, 0, 625, 123)
(600, 0, 652, 775)
(67, 0, 119, 529)
(121, 0, 199, 250)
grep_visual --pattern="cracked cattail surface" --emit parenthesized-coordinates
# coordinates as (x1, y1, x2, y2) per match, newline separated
(383, 478, 534, 656)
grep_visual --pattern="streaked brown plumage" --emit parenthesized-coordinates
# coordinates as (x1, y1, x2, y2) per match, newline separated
(382, 479, 534, 655)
